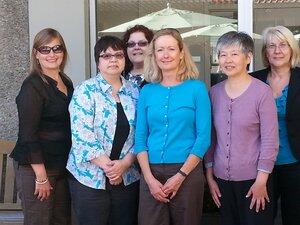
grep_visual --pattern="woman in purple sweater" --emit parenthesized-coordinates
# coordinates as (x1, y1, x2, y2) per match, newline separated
(205, 31, 279, 225)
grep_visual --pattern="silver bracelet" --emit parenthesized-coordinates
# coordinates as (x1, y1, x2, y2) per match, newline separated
(35, 177, 48, 185)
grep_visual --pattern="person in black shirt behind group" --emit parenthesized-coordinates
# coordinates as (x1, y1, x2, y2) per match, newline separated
(122, 25, 154, 88)
(10, 28, 73, 225)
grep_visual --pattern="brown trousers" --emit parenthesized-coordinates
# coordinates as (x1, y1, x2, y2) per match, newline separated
(14, 161, 71, 225)
(138, 163, 204, 225)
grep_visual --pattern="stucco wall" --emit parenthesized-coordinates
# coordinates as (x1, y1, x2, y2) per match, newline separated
(0, 0, 29, 140)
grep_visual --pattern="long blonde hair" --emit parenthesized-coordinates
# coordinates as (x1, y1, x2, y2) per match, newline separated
(144, 28, 199, 83)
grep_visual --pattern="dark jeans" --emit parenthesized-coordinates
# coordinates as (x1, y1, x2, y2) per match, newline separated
(68, 175, 139, 225)
(13, 160, 71, 225)
(216, 177, 273, 225)
(138, 163, 204, 225)
(273, 162, 300, 225)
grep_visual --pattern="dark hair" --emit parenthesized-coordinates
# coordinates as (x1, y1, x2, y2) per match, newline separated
(94, 35, 126, 66)
(31, 28, 68, 75)
(123, 25, 154, 44)
(122, 25, 154, 74)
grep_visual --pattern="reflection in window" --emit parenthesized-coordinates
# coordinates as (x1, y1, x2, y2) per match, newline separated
(96, 0, 237, 87)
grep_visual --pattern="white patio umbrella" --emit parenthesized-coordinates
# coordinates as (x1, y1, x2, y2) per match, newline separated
(100, 3, 236, 33)
(181, 23, 262, 39)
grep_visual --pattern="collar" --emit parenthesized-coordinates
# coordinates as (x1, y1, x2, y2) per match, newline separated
(126, 72, 145, 86)
(42, 73, 58, 85)
(95, 73, 132, 94)
(41, 72, 71, 87)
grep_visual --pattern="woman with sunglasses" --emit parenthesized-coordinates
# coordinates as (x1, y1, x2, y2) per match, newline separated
(67, 35, 140, 225)
(252, 26, 300, 225)
(123, 25, 154, 87)
(10, 28, 73, 225)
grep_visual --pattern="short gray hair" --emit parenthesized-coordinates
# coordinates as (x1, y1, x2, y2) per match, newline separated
(216, 31, 254, 58)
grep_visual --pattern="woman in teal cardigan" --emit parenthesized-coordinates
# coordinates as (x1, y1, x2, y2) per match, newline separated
(134, 28, 211, 225)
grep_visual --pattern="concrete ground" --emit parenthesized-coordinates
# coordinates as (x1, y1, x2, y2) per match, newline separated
(0, 211, 23, 225)
(202, 213, 282, 225)
(0, 211, 282, 225)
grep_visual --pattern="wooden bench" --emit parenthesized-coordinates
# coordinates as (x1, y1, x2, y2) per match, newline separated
(0, 140, 21, 211)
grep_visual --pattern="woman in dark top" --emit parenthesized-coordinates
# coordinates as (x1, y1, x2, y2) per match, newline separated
(10, 28, 73, 225)
(252, 26, 300, 225)
(67, 36, 140, 225)
(122, 25, 154, 87)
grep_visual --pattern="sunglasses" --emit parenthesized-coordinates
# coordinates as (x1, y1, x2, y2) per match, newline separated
(126, 41, 148, 48)
(99, 52, 125, 60)
(36, 45, 64, 55)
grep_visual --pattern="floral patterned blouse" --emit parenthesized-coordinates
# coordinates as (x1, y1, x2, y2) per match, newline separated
(66, 73, 140, 189)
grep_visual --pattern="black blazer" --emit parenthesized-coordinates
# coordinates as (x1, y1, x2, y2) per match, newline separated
(251, 67, 300, 160)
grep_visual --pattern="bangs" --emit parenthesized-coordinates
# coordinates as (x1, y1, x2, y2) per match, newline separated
(103, 42, 124, 53)
(265, 30, 286, 44)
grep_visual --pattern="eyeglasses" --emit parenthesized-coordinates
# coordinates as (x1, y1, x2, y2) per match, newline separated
(126, 41, 148, 48)
(99, 52, 125, 60)
(36, 45, 64, 55)
(266, 42, 290, 52)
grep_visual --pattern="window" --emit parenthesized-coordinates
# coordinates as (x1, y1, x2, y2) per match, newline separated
(253, 1, 300, 70)
(96, 0, 237, 87)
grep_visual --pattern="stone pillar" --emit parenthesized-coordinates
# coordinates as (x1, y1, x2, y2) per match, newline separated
(0, 0, 29, 140)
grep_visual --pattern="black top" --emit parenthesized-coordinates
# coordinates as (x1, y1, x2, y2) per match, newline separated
(106, 103, 130, 189)
(10, 72, 74, 169)
(251, 67, 300, 160)
(140, 80, 148, 88)
(124, 73, 148, 88)
(110, 103, 130, 160)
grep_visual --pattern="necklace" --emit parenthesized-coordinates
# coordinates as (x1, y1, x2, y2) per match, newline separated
(268, 71, 290, 98)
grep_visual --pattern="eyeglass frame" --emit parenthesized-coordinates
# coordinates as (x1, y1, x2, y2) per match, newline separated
(266, 42, 290, 52)
(126, 40, 149, 48)
(36, 45, 65, 55)
(99, 52, 125, 60)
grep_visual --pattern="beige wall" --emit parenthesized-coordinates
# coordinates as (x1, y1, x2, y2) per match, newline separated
(28, 0, 91, 86)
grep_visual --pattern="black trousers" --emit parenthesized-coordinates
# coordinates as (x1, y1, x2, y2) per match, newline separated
(68, 175, 139, 225)
(138, 163, 204, 225)
(14, 161, 71, 225)
(273, 162, 300, 225)
(216, 177, 273, 225)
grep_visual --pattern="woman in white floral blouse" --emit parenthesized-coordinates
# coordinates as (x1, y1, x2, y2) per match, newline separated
(67, 36, 140, 225)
